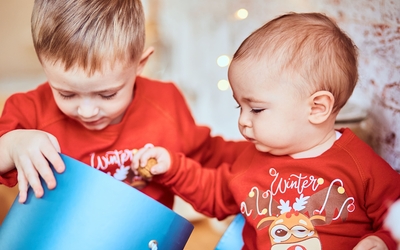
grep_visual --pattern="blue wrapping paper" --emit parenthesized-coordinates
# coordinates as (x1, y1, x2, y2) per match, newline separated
(215, 214, 245, 250)
(0, 154, 193, 250)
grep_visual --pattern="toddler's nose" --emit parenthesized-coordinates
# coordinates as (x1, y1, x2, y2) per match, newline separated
(238, 113, 251, 128)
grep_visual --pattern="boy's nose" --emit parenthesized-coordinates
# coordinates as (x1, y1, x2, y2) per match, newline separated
(77, 105, 99, 118)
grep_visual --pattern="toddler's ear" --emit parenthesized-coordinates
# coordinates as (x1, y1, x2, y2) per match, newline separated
(308, 90, 334, 124)
(136, 47, 154, 75)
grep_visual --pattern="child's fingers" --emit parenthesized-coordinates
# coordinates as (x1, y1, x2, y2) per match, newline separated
(43, 133, 65, 174)
(132, 148, 155, 168)
(45, 132, 61, 152)
(150, 163, 167, 175)
(17, 173, 28, 203)
(42, 148, 65, 174)
(31, 152, 58, 190)
(17, 155, 44, 199)
(131, 148, 148, 169)
(138, 149, 158, 167)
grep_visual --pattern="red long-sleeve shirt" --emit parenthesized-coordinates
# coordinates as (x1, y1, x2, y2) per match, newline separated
(158, 128, 400, 249)
(0, 76, 249, 208)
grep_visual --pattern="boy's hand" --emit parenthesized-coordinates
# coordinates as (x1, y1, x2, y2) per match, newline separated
(0, 129, 65, 203)
(131, 146, 171, 176)
(353, 236, 388, 250)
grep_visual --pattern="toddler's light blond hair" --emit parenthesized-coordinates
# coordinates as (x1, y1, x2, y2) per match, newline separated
(31, 0, 145, 75)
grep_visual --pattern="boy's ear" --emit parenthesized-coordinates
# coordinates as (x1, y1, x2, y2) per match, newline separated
(136, 47, 154, 75)
(308, 90, 335, 124)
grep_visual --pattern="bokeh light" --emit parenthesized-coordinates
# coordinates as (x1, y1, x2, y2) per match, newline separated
(236, 8, 248, 20)
(217, 55, 230, 67)
(218, 80, 230, 91)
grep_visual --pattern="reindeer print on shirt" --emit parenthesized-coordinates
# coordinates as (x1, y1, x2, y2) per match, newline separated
(241, 168, 355, 250)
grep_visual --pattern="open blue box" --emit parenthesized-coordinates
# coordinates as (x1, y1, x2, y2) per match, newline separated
(0, 154, 193, 249)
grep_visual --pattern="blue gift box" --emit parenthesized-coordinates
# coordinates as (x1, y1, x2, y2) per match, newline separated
(0, 154, 193, 250)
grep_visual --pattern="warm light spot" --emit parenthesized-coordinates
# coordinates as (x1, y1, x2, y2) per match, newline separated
(249, 190, 255, 197)
(217, 55, 230, 67)
(317, 178, 324, 185)
(337, 186, 345, 194)
(261, 208, 268, 215)
(218, 80, 230, 91)
(236, 8, 249, 20)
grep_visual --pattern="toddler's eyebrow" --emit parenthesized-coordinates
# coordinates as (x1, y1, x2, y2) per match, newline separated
(233, 95, 265, 104)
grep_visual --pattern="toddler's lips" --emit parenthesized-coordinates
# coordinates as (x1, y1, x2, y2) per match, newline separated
(244, 136, 255, 142)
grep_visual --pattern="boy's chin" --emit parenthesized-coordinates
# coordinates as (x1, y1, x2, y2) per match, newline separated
(79, 120, 109, 130)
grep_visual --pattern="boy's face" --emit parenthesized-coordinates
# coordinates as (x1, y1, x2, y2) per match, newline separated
(228, 59, 313, 156)
(42, 59, 139, 130)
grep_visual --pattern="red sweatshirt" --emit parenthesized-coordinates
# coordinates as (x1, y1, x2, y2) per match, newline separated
(158, 128, 400, 249)
(0, 76, 249, 208)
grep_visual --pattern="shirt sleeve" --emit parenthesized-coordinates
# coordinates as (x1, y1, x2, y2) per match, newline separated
(0, 93, 39, 186)
(360, 152, 400, 249)
(166, 84, 251, 169)
(154, 151, 243, 220)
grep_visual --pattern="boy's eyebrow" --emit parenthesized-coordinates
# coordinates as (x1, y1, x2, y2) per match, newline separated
(93, 84, 124, 94)
(51, 83, 125, 94)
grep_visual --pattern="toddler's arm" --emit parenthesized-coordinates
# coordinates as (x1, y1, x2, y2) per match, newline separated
(132, 146, 238, 219)
(0, 129, 65, 203)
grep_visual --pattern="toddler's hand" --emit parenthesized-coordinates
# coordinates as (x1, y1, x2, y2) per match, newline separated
(131, 146, 171, 176)
(353, 236, 388, 250)
(0, 129, 65, 203)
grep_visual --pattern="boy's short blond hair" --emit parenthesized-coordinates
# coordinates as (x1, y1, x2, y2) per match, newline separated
(233, 12, 358, 113)
(31, 0, 145, 75)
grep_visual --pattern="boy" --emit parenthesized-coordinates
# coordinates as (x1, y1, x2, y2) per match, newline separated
(132, 13, 400, 249)
(0, 0, 248, 209)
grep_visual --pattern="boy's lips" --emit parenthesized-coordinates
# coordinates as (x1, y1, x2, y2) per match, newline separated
(81, 118, 103, 125)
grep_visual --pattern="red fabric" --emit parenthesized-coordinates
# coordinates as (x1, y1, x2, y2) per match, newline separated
(159, 128, 400, 249)
(0, 76, 249, 208)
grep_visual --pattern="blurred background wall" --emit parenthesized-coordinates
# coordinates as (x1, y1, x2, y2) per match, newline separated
(145, 0, 400, 171)
(1, 0, 399, 169)
(1, 0, 399, 238)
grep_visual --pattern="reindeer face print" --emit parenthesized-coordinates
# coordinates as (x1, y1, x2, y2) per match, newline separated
(258, 210, 323, 249)
(240, 168, 356, 249)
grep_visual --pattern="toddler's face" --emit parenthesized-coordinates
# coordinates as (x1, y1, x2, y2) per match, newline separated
(228, 60, 312, 156)
(42, 59, 139, 130)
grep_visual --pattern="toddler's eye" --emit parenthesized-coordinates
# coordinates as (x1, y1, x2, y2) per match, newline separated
(251, 108, 265, 113)
(100, 93, 117, 100)
(59, 92, 75, 99)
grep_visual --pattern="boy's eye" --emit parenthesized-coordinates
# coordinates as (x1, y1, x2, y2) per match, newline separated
(251, 108, 265, 114)
(100, 92, 117, 100)
(59, 92, 75, 99)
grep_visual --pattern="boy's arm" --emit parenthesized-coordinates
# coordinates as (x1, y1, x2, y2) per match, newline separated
(132, 147, 240, 219)
(0, 93, 65, 203)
